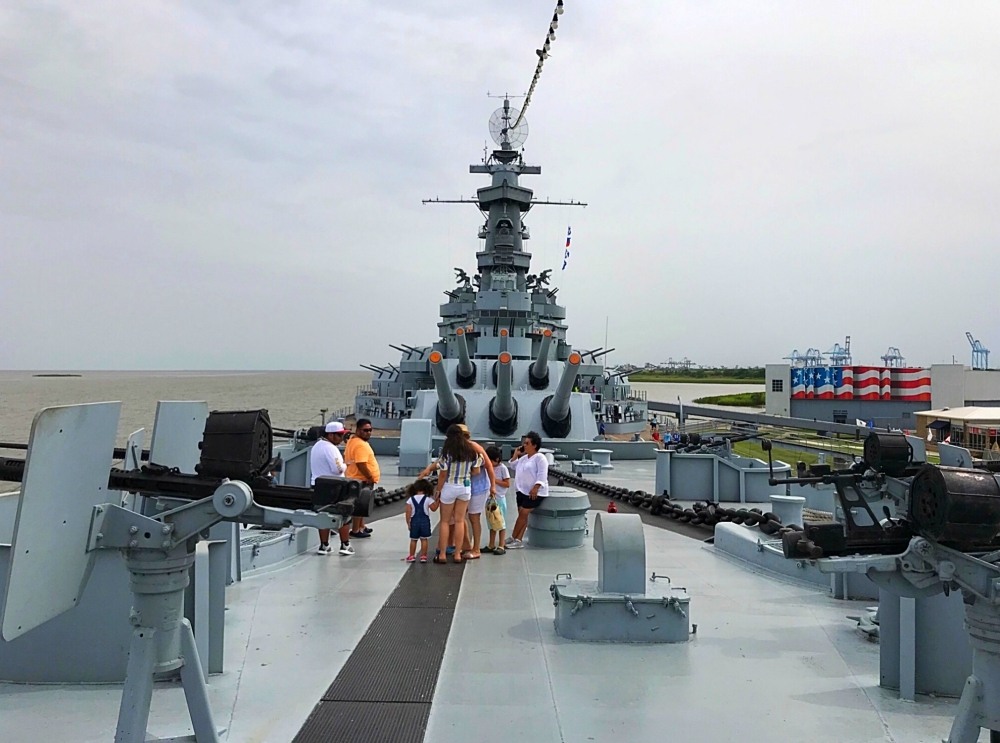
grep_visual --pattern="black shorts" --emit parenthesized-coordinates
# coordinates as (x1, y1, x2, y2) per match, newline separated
(516, 491, 544, 510)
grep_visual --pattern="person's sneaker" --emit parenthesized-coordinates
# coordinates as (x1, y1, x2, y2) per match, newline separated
(363, 527, 373, 534)
(350, 530, 372, 539)
(507, 539, 524, 549)
(338, 543, 355, 556)
(405, 555, 416, 563)
(504, 537, 516, 546)
(317, 543, 333, 555)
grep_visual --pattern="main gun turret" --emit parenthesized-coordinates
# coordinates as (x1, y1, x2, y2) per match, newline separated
(528, 328, 553, 389)
(429, 351, 466, 432)
(455, 327, 476, 388)
(540, 352, 581, 439)
(489, 352, 518, 436)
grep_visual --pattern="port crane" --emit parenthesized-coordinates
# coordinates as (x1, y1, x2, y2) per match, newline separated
(966, 332, 990, 370)
(824, 335, 852, 366)
(880, 346, 906, 368)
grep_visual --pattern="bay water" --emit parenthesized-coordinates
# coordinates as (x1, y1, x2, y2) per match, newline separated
(0, 371, 762, 493)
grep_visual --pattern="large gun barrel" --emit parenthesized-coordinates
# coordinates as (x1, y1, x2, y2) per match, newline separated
(489, 352, 518, 436)
(455, 327, 476, 388)
(541, 352, 581, 439)
(529, 329, 553, 390)
(499, 328, 509, 354)
(429, 351, 465, 432)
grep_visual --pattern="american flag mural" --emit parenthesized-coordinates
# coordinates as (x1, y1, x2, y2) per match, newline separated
(854, 366, 882, 400)
(789, 366, 930, 401)
(834, 366, 853, 399)
(791, 367, 806, 398)
(880, 368, 892, 400)
(815, 367, 835, 399)
(890, 368, 932, 401)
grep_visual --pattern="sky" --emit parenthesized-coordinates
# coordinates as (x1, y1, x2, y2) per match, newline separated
(2, 1, 999, 371)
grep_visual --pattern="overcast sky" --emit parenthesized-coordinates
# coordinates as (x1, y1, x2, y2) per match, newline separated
(2, 1, 999, 371)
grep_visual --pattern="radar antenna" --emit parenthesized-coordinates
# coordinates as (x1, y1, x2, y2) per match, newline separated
(489, 102, 529, 149)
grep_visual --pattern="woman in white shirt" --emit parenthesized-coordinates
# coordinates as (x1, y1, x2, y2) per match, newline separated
(506, 430, 548, 548)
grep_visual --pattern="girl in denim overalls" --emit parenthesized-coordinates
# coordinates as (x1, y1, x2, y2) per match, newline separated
(405, 479, 439, 563)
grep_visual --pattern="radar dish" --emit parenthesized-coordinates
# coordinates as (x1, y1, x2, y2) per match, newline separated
(489, 107, 529, 149)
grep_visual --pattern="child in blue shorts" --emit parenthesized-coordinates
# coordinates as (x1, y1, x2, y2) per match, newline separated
(484, 446, 511, 554)
(405, 479, 439, 563)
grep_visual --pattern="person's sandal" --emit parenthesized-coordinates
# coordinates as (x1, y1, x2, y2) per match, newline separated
(433, 549, 448, 565)
(492, 547, 506, 555)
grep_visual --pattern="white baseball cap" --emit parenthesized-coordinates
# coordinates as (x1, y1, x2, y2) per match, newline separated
(324, 421, 348, 435)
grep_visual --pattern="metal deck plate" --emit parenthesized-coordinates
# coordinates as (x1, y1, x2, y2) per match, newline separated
(293, 550, 464, 743)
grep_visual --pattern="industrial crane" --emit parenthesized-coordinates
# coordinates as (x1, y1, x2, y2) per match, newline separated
(966, 332, 990, 370)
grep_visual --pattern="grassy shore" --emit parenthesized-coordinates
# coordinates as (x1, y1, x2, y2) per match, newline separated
(693, 392, 765, 407)
(630, 374, 765, 384)
(629, 366, 764, 383)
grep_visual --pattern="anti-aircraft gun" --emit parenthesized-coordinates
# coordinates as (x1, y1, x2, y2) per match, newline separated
(762, 432, 1000, 741)
(0, 403, 372, 742)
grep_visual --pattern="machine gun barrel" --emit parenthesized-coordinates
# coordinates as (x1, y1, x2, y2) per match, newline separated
(489, 352, 518, 436)
(541, 352, 581, 439)
(528, 328, 553, 390)
(455, 327, 476, 388)
(0, 459, 368, 519)
(429, 351, 465, 432)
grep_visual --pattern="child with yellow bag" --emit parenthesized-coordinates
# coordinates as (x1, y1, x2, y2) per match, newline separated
(483, 446, 511, 554)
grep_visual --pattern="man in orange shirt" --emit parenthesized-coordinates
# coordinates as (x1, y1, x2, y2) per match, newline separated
(345, 418, 380, 538)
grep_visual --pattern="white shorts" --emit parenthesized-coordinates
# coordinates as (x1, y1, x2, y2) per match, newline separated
(468, 489, 490, 515)
(439, 482, 471, 505)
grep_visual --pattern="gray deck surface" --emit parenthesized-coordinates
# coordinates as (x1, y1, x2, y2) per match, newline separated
(0, 459, 985, 742)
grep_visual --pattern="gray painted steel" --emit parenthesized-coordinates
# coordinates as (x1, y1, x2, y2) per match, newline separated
(551, 514, 691, 642)
(2, 402, 121, 640)
(526, 487, 590, 548)
(648, 399, 881, 436)
(879, 589, 973, 698)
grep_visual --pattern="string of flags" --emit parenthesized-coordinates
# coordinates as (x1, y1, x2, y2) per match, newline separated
(511, 0, 565, 131)
(562, 226, 572, 270)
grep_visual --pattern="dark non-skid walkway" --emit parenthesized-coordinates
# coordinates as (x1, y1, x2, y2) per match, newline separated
(293, 547, 465, 743)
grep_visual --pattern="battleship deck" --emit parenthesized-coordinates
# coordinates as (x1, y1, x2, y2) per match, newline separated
(0, 458, 976, 742)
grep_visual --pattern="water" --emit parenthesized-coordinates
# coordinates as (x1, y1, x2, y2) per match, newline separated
(0, 370, 369, 492)
(0, 372, 763, 493)
(630, 381, 764, 415)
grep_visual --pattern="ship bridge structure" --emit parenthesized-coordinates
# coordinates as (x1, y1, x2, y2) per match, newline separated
(354, 98, 648, 448)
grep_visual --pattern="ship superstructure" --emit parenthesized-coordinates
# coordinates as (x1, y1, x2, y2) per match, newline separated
(355, 98, 648, 447)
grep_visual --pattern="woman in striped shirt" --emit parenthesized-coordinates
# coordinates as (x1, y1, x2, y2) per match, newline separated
(434, 424, 482, 564)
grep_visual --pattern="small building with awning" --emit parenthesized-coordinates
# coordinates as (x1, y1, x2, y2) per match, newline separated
(914, 407, 1000, 454)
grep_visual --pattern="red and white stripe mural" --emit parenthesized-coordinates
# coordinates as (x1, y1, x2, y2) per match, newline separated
(790, 366, 930, 401)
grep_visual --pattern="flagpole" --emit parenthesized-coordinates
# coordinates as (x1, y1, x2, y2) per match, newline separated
(604, 316, 609, 372)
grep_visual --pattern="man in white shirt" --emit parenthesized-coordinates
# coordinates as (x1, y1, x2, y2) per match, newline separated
(506, 430, 548, 548)
(310, 421, 352, 555)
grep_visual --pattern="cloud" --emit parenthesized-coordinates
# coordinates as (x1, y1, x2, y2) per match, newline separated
(2, 0, 999, 371)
